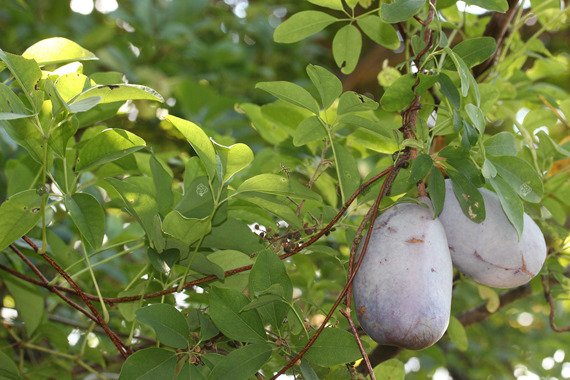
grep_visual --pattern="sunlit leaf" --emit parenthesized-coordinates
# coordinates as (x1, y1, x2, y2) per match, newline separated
(23, 37, 97, 66)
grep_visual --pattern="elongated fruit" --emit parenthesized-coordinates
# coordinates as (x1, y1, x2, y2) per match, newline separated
(439, 179, 547, 288)
(352, 201, 453, 350)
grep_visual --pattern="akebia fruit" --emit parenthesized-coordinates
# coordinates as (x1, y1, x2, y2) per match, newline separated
(352, 201, 453, 350)
(439, 179, 547, 289)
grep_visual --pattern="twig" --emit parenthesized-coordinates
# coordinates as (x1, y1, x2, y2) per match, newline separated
(47, 314, 155, 344)
(1, 167, 394, 305)
(541, 274, 570, 332)
(8, 245, 97, 324)
(472, 0, 521, 78)
(539, 95, 570, 129)
(272, 166, 399, 379)
(21, 237, 130, 358)
(340, 308, 376, 380)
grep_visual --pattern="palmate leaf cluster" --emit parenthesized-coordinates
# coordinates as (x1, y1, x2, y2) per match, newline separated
(0, 0, 569, 379)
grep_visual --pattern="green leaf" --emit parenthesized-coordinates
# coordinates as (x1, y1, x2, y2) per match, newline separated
(176, 176, 214, 219)
(249, 250, 293, 329)
(333, 142, 360, 204)
(273, 11, 338, 43)
(466, 0, 508, 12)
(428, 168, 445, 217)
(306, 64, 343, 109)
(465, 103, 485, 134)
(256, 81, 320, 114)
(300, 360, 320, 380)
(191, 252, 225, 279)
(1, 118, 44, 163)
(147, 248, 179, 275)
(76, 128, 146, 171)
(206, 250, 253, 273)
(447, 316, 468, 352)
(22, 37, 97, 66)
(305, 328, 363, 366)
(484, 132, 517, 156)
(241, 294, 284, 312)
(72, 84, 163, 104)
(117, 284, 146, 322)
(64, 193, 105, 249)
(346, 0, 359, 8)
(106, 177, 165, 252)
(208, 287, 266, 343)
(164, 115, 217, 179)
(380, 74, 415, 112)
(55, 72, 92, 102)
(162, 211, 211, 246)
(208, 343, 273, 380)
(489, 156, 543, 203)
(537, 130, 570, 159)
(437, 73, 460, 110)
(489, 176, 524, 237)
(481, 159, 497, 179)
(201, 218, 265, 253)
(0, 350, 20, 380)
(357, 15, 400, 50)
(176, 363, 206, 380)
(150, 156, 174, 216)
(4, 276, 44, 336)
(213, 142, 254, 183)
(68, 96, 101, 113)
(307, 0, 344, 11)
(236, 174, 322, 201)
(374, 358, 405, 380)
(445, 47, 471, 98)
(293, 116, 327, 146)
(337, 91, 378, 115)
(237, 194, 303, 229)
(332, 24, 362, 75)
(409, 153, 433, 184)
(136, 304, 190, 348)
(0, 49, 42, 105)
(0, 189, 44, 251)
(444, 37, 497, 68)
(381, 0, 426, 23)
(0, 83, 34, 120)
(119, 348, 176, 380)
(337, 114, 394, 139)
(448, 172, 486, 223)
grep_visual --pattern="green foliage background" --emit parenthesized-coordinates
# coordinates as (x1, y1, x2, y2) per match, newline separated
(0, 0, 569, 379)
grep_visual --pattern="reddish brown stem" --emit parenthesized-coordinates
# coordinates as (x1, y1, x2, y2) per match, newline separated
(22, 237, 130, 358)
(340, 307, 376, 380)
(472, 0, 521, 78)
(8, 245, 97, 323)
(541, 275, 570, 332)
(2, 167, 393, 305)
(272, 167, 399, 379)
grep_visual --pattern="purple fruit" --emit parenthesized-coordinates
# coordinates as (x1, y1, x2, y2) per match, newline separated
(439, 179, 547, 288)
(352, 201, 453, 350)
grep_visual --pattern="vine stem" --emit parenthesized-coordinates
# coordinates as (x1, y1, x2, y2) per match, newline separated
(541, 274, 570, 332)
(271, 166, 400, 379)
(340, 307, 376, 380)
(1, 166, 393, 305)
(8, 244, 98, 324)
(21, 236, 130, 358)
